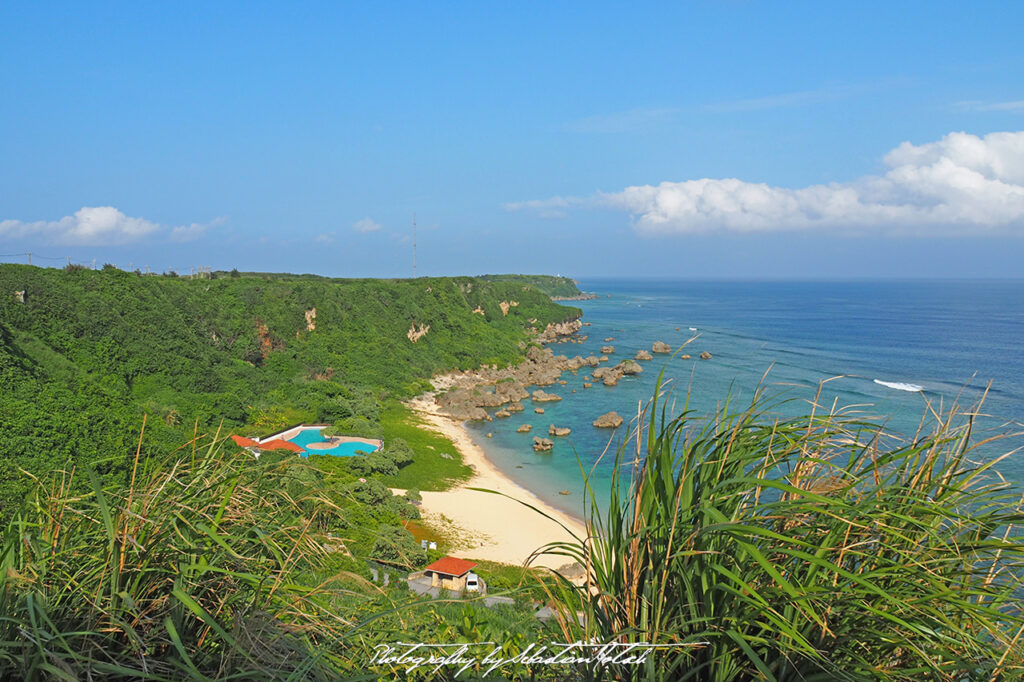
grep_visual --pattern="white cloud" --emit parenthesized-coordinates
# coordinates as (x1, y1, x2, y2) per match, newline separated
(170, 216, 226, 243)
(314, 232, 336, 245)
(513, 131, 1024, 235)
(353, 217, 382, 233)
(955, 100, 1024, 113)
(0, 206, 223, 245)
(503, 196, 584, 219)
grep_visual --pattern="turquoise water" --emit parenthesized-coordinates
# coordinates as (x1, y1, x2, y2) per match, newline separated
(288, 428, 380, 457)
(464, 280, 1024, 517)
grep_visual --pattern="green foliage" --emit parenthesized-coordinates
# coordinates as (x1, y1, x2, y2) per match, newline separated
(0, 435, 381, 679)
(377, 403, 473, 491)
(477, 273, 587, 298)
(0, 264, 578, 515)
(532, 378, 1024, 680)
(369, 525, 427, 567)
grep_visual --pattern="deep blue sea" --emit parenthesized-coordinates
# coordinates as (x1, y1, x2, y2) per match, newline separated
(464, 280, 1024, 516)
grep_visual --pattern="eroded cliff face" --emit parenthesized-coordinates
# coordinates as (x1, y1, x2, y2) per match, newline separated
(537, 318, 582, 341)
(407, 323, 430, 343)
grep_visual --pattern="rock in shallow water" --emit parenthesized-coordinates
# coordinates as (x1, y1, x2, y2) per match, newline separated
(593, 411, 624, 428)
(532, 437, 554, 452)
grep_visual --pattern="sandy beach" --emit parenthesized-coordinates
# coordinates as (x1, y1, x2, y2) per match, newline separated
(404, 397, 588, 571)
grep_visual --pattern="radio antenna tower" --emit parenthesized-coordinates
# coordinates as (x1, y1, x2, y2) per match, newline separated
(413, 213, 417, 278)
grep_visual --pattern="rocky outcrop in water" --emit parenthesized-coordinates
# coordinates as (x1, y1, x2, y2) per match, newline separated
(635, 349, 653, 361)
(700, 351, 712, 360)
(600, 345, 615, 354)
(592, 360, 643, 386)
(517, 424, 532, 433)
(652, 341, 671, 353)
(593, 412, 623, 428)
(549, 424, 571, 437)
(537, 318, 583, 343)
(425, 320, 600, 421)
(533, 437, 554, 452)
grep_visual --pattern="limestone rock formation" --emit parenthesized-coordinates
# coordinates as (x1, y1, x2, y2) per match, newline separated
(652, 341, 671, 353)
(533, 437, 554, 452)
(593, 412, 624, 428)
(635, 349, 653, 361)
(600, 345, 615, 354)
(549, 424, 571, 437)
(517, 424, 532, 433)
(531, 390, 562, 402)
(617, 360, 643, 375)
(407, 323, 430, 343)
(700, 351, 713, 360)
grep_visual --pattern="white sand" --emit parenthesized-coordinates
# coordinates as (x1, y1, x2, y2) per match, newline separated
(404, 398, 588, 570)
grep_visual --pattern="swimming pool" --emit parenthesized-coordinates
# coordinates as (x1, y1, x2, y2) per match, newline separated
(287, 428, 380, 457)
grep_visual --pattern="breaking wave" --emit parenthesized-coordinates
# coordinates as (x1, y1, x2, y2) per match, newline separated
(873, 379, 924, 392)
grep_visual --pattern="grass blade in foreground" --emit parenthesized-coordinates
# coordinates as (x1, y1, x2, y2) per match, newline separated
(534, 379, 1024, 681)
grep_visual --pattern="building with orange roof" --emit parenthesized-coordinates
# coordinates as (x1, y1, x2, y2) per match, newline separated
(423, 556, 478, 591)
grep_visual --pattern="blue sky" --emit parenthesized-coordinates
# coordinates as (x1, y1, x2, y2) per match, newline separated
(2, 2, 1024, 278)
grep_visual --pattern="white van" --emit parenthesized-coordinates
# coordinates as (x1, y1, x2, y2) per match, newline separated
(465, 572, 480, 593)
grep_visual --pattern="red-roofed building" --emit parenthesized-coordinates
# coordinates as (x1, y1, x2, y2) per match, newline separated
(258, 438, 304, 453)
(231, 435, 260, 448)
(230, 435, 303, 454)
(423, 556, 478, 591)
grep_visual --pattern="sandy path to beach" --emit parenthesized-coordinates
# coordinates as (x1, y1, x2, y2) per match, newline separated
(403, 398, 588, 571)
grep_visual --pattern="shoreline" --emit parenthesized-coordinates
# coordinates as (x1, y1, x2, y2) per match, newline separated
(405, 397, 588, 571)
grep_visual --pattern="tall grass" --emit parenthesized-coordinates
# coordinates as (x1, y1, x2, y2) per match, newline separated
(0, 422, 368, 680)
(536, 379, 1024, 681)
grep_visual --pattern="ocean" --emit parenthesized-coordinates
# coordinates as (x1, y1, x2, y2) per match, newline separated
(463, 280, 1024, 516)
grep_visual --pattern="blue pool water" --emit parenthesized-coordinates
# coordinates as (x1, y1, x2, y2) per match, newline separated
(287, 428, 380, 457)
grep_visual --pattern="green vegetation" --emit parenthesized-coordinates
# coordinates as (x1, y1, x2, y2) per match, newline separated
(6, 264, 1020, 679)
(0, 433, 560, 680)
(0, 264, 578, 512)
(477, 273, 586, 298)
(532, 378, 1024, 680)
(377, 403, 472, 490)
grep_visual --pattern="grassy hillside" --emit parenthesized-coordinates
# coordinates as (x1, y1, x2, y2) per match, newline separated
(0, 264, 580, 512)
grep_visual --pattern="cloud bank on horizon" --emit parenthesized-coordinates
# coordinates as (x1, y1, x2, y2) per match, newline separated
(507, 131, 1024, 235)
(0, 206, 221, 246)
